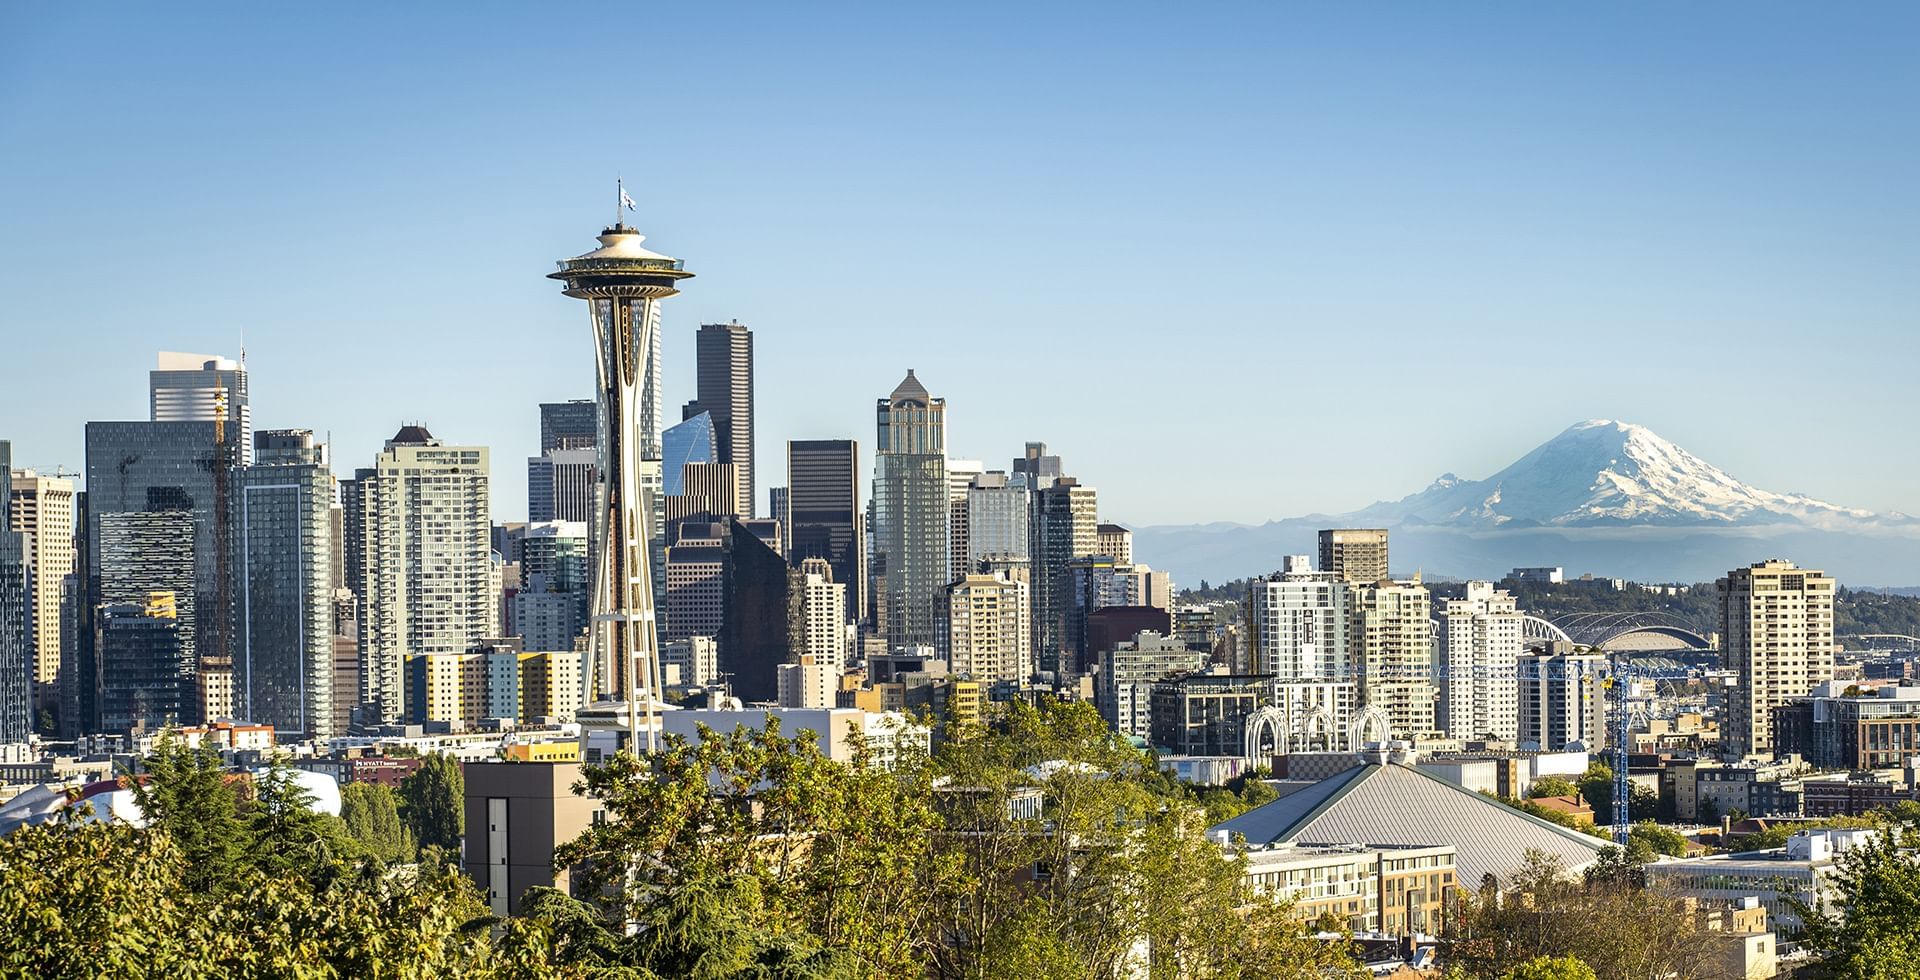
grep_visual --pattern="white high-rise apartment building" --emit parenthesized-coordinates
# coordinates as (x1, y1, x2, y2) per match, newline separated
(357, 426, 493, 724)
(1518, 647, 1607, 751)
(942, 572, 1031, 684)
(1436, 581, 1523, 741)
(1250, 556, 1350, 682)
(798, 558, 848, 668)
(8, 468, 75, 724)
(1721, 559, 1835, 761)
(781, 560, 844, 712)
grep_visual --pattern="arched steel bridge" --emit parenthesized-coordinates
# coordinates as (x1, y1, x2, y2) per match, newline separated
(1841, 634, 1920, 650)
(1524, 611, 1714, 650)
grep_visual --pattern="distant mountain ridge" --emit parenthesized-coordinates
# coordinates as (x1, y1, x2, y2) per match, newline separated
(1347, 419, 1901, 530)
(1131, 420, 1919, 586)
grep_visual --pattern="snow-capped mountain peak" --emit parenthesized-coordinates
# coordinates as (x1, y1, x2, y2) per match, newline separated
(1351, 419, 1883, 529)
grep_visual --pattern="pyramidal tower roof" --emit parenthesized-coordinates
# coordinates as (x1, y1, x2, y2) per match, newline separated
(889, 369, 931, 404)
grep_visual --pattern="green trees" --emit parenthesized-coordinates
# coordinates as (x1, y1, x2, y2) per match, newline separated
(341, 782, 416, 864)
(1797, 831, 1920, 979)
(400, 753, 465, 857)
(1629, 820, 1687, 857)
(1447, 850, 1718, 979)
(1504, 955, 1597, 980)
(0, 741, 492, 976)
(532, 699, 1361, 979)
(1527, 776, 1577, 799)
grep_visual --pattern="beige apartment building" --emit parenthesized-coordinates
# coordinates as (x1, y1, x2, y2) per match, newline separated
(1720, 559, 1835, 761)
(1352, 578, 1435, 739)
(7, 469, 75, 722)
(942, 572, 1032, 684)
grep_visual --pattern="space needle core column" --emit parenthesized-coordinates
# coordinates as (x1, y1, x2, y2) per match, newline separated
(550, 215, 693, 752)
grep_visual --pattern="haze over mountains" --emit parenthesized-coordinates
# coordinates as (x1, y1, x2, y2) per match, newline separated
(1134, 420, 1919, 587)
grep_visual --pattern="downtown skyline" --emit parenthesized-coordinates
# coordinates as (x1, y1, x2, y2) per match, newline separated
(3, 4, 1917, 528)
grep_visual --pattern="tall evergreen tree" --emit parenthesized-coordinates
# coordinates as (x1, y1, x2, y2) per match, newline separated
(340, 781, 416, 864)
(399, 754, 465, 856)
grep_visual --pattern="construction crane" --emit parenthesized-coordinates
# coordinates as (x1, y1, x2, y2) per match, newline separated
(1604, 649, 1631, 844)
(1603, 649, 1697, 844)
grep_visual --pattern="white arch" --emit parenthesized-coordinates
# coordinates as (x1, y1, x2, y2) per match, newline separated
(1243, 705, 1288, 767)
(1348, 705, 1391, 752)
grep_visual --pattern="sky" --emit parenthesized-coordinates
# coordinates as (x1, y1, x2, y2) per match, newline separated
(2, 3, 1916, 528)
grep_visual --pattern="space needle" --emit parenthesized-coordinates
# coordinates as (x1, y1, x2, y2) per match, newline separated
(549, 185, 693, 752)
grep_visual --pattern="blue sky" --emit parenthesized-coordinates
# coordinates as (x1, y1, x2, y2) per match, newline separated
(2, 4, 1915, 527)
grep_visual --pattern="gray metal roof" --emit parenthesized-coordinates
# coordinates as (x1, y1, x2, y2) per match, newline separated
(1213, 762, 1608, 886)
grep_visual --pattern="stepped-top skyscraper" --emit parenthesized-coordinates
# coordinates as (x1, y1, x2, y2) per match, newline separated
(151, 352, 251, 465)
(550, 209, 693, 745)
(683, 322, 754, 519)
(872, 371, 948, 651)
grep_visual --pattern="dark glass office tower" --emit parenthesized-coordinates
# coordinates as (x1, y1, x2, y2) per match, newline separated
(684, 323, 754, 518)
(0, 443, 30, 744)
(231, 430, 337, 739)
(787, 439, 863, 624)
(720, 518, 799, 703)
(539, 400, 599, 453)
(85, 419, 236, 726)
(97, 596, 191, 734)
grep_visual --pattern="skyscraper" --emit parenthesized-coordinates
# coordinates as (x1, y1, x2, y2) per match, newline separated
(1319, 529, 1390, 584)
(550, 217, 693, 736)
(150, 352, 250, 464)
(539, 400, 599, 453)
(1721, 558, 1835, 761)
(8, 465, 76, 729)
(1350, 577, 1434, 739)
(787, 439, 862, 624)
(1012, 442, 1062, 488)
(662, 525, 726, 646)
(721, 519, 803, 703)
(965, 471, 1030, 566)
(661, 413, 716, 497)
(527, 448, 597, 523)
(231, 430, 337, 739)
(0, 445, 30, 744)
(1030, 476, 1097, 674)
(768, 487, 790, 552)
(872, 371, 947, 651)
(85, 417, 237, 726)
(684, 322, 754, 518)
(357, 425, 494, 724)
(512, 521, 590, 653)
(1250, 556, 1351, 682)
(1096, 523, 1133, 566)
(946, 459, 984, 586)
(1436, 581, 1523, 741)
(96, 592, 190, 734)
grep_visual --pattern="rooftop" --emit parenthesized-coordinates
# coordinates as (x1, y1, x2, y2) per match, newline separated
(1211, 760, 1607, 885)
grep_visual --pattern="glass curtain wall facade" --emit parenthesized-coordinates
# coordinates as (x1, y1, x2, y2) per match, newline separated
(232, 430, 337, 739)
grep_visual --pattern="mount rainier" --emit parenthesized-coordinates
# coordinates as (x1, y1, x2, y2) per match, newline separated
(1132, 420, 1916, 586)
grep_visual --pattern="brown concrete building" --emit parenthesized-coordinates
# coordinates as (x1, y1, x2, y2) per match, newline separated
(1318, 528, 1389, 584)
(462, 761, 602, 916)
